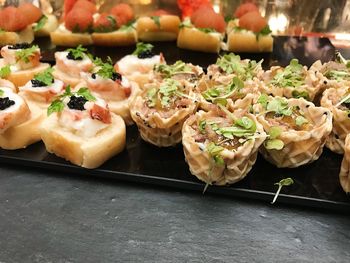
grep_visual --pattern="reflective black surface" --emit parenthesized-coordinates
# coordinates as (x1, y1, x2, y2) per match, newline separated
(1, 36, 349, 212)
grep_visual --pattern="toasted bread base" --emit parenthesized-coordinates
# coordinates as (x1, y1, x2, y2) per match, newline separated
(177, 27, 222, 53)
(52, 66, 82, 87)
(227, 32, 273, 53)
(0, 60, 50, 88)
(40, 113, 126, 169)
(0, 103, 45, 149)
(0, 26, 34, 46)
(92, 30, 137, 46)
(50, 30, 93, 47)
(34, 14, 59, 37)
(136, 15, 180, 42)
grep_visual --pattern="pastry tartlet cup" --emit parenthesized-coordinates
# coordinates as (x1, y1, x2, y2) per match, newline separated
(339, 134, 350, 193)
(182, 110, 266, 185)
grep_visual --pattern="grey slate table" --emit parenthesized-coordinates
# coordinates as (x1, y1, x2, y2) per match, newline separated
(0, 164, 349, 263)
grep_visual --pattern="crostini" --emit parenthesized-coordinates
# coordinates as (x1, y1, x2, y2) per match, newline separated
(226, 3, 273, 53)
(40, 86, 126, 169)
(0, 44, 50, 87)
(177, 6, 226, 53)
(114, 42, 166, 88)
(0, 87, 44, 149)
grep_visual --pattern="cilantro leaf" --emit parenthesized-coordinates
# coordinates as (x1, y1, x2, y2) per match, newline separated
(33, 15, 48, 32)
(132, 42, 154, 56)
(271, 178, 294, 204)
(0, 65, 11, 78)
(15, 45, 39, 63)
(34, 68, 54, 86)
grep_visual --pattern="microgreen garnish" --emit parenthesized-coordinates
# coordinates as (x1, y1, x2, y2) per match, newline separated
(33, 15, 48, 32)
(270, 59, 305, 88)
(47, 86, 96, 116)
(151, 16, 161, 28)
(94, 57, 116, 79)
(264, 126, 284, 150)
(67, 45, 88, 60)
(206, 142, 225, 166)
(15, 45, 39, 63)
(154, 60, 193, 78)
(146, 87, 157, 108)
(263, 97, 293, 117)
(216, 53, 263, 80)
(324, 70, 350, 81)
(201, 77, 244, 105)
(215, 116, 257, 140)
(292, 90, 309, 100)
(199, 120, 206, 133)
(295, 116, 308, 126)
(271, 178, 294, 204)
(257, 93, 268, 108)
(0, 65, 11, 78)
(132, 42, 154, 56)
(33, 68, 54, 86)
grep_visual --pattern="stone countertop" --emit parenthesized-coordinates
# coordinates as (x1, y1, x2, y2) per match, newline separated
(0, 164, 349, 263)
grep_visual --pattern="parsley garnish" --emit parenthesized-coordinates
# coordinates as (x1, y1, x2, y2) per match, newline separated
(67, 45, 88, 60)
(151, 16, 161, 28)
(0, 65, 11, 78)
(33, 68, 54, 86)
(33, 15, 48, 32)
(47, 86, 96, 116)
(270, 59, 305, 88)
(94, 57, 116, 79)
(15, 45, 39, 63)
(132, 42, 154, 56)
(271, 178, 294, 204)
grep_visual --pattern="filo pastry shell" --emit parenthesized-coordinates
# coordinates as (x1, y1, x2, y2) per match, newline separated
(338, 134, 350, 193)
(320, 87, 350, 154)
(261, 64, 323, 102)
(0, 89, 44, 149)
(255, 97, 332, 168)
(182, 110, 266, 185)
(130, 80, 198, 147)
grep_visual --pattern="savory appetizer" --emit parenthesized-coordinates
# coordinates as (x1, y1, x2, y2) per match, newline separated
(114, 42, 166, 88)
(261, 59, 323, 101)
(40, 86, 126, 169)
(136, 11, 181, 42)
(226, 2, 273, 53)
(91, 3, 137, 46)
(18, 67, 65, 111)
(254, 95, 332, 168)
(0, 78, 16, 92)
(0, 87, 44, 149)
(177, 5, 226, 53)
(130, 78, 198, 147)
(320, 86, 350, 154)
(53, 45, 94, 87)
(50, 0, 96, 46)
(339, 134, 350, 193)
(0, 44, 50, 87)
(182, 108, 266, 186)
(80, 57, 140, 125)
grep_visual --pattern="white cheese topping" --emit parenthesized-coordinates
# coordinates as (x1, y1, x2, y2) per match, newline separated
(117, 54, 162, 76)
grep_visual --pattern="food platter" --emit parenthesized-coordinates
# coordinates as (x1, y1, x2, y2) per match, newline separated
(1, 36, 349, 212)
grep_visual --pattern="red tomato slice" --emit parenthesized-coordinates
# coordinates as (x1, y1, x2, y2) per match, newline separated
(18, 3, 43, 25)
(178, 0, 211, 18)
(110, 3, 134, 26)
(93, 13, 117, 32)
(190, 5, 214, 24)
(65, 8, 93, 32)
(234, 2, 259, 18)
(0, 6, 27, 32)
(73, 0, 97, 14)
(150, 9, 171, 16)
(238, 11, 267, 33)
(192, 7, 225, 33)
(63, 0, 78, 18)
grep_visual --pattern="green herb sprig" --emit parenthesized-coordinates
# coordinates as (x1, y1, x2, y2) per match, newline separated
(132, 42, 154, 56)
(0, 65, 11, 78)
(154, 61, 193, 78)
(206, 142, 225, 166)
(33, 15, 48, 32)
(67, 45, 88, 60)
(264, 126, 284, 150)
(33, 68, 54, 86)
(15, 45, 39, 63)
(94, 57, 116, 79)
(271, 178, 294, 204)
(270, 59, 305, 88)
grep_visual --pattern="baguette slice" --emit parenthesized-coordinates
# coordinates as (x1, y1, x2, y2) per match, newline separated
(92, 29, 137, 46)
(50, 25, 93, 47)
(227, 31, 273, 53)
(136, 15, 180, 42)
(0, 26, 34, 46)
(0, 59, 50, 88)
(34, 14, 59, 37)
(0, 103, 45, 149)
(40, 113, 126, 169)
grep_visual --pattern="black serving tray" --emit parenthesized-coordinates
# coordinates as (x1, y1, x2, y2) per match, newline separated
(1, 36, 350, 212)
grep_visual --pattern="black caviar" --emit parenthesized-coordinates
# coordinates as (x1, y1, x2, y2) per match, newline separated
(137, 50, 154, 59)
(111, 72, 122, 81)
(67, 96, 87, 111)
(31, 79, 50, 87)
(0, 97, 15, 110)
(66, 51, 83, 61)
(8, 43, 31, 50)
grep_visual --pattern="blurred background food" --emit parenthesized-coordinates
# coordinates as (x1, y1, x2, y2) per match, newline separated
(2, 0, 350, 47)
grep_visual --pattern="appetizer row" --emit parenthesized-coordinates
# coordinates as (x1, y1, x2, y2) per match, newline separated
(1, 42, 350, 194)
(49, 1, 272, 53)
